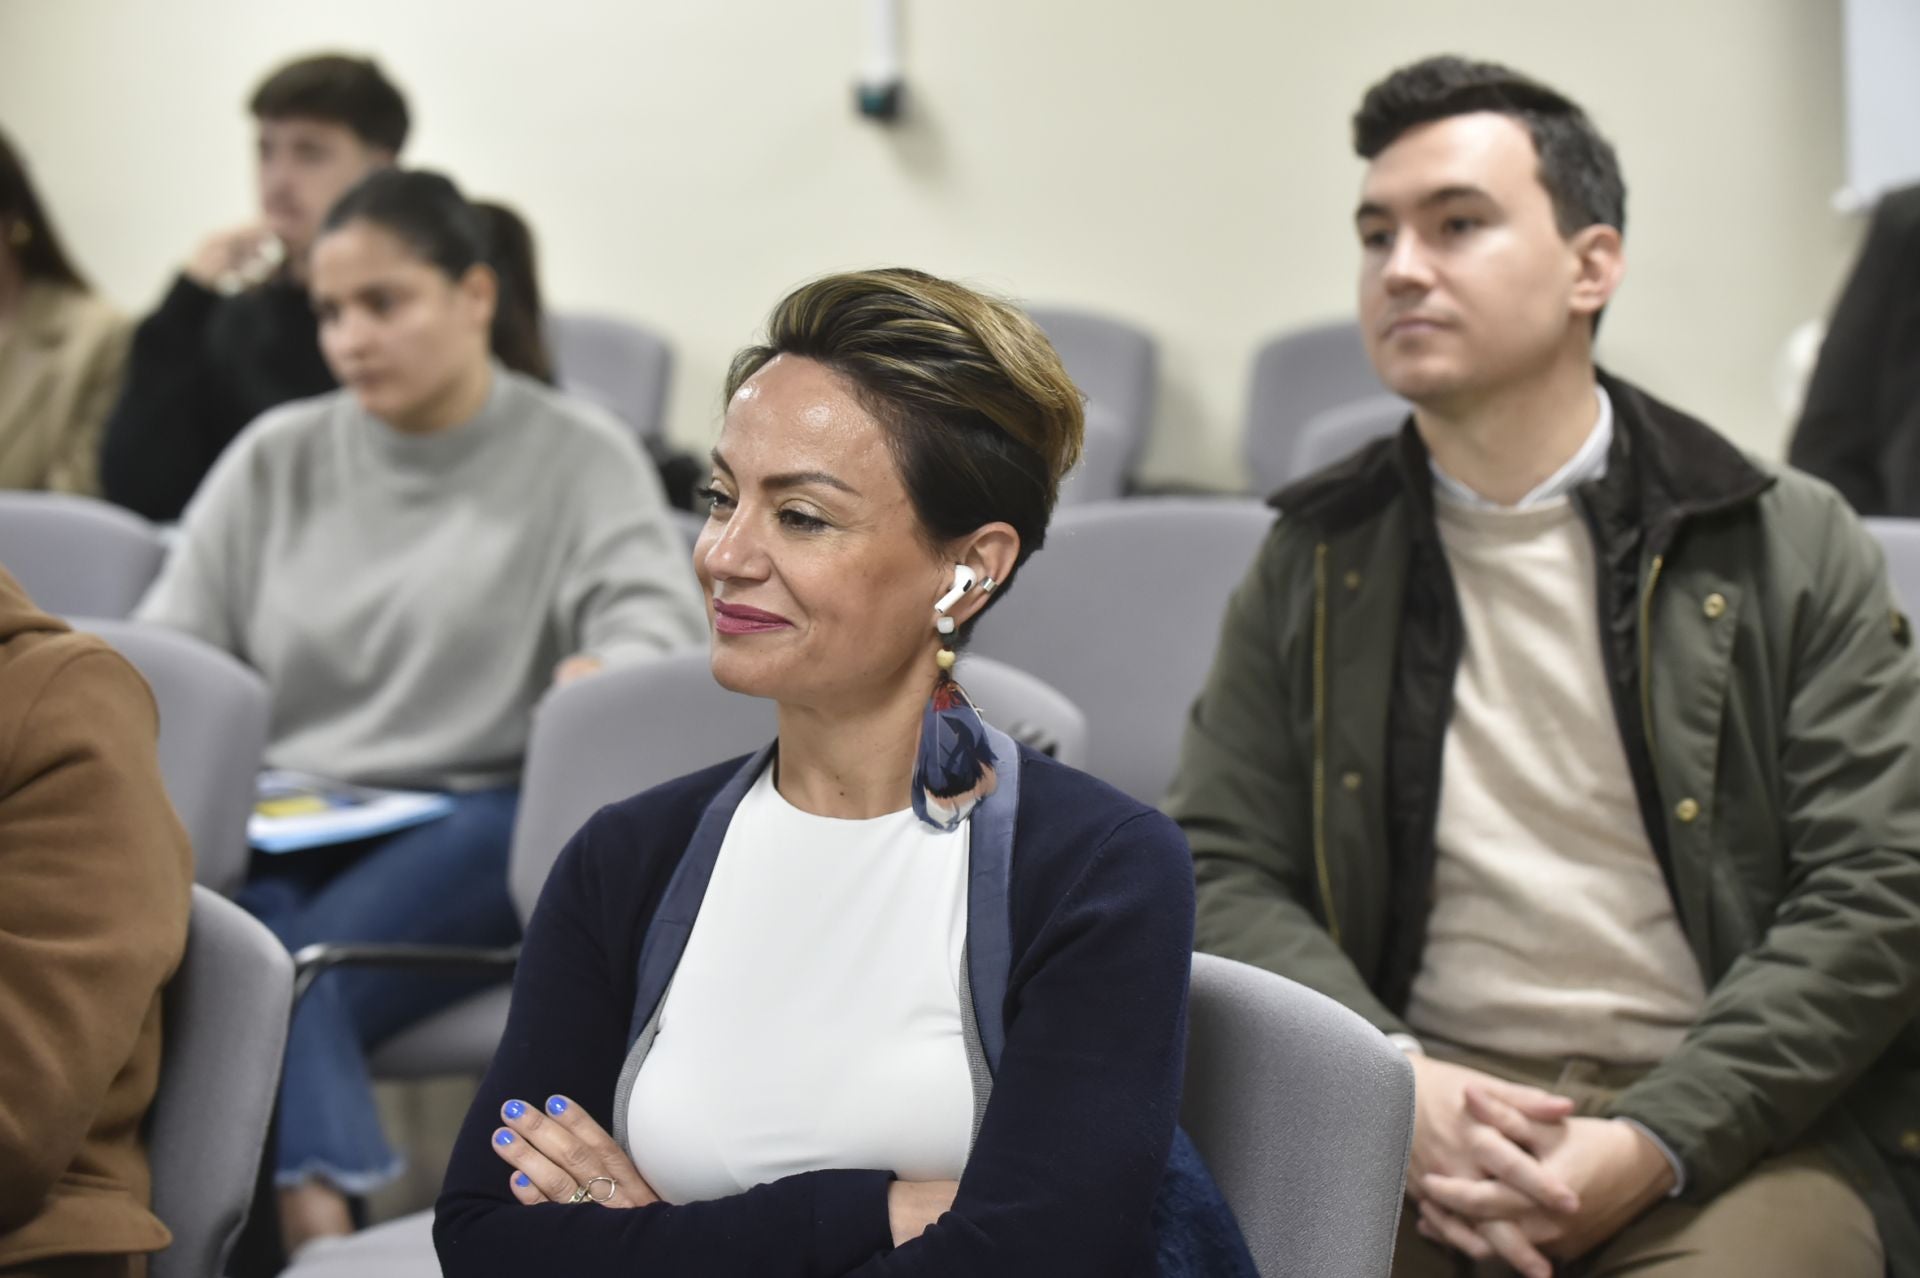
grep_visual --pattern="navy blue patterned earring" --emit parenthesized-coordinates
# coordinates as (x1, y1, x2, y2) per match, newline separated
(911, 565, 998, 831)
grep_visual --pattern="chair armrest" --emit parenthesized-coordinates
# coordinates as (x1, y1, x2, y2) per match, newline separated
(291, 941, 521, 1006)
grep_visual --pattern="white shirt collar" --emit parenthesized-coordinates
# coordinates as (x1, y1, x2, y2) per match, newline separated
(1431, 386, 1614, 510)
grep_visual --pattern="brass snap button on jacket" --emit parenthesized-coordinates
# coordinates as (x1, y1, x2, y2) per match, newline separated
(1703, 592, 1727, 619)
(1675, 797, 1701, 823)
(1341, 771, 1362, 792)
(1343, 570, 1362, 592)
(1901, 1129, 1920, 1156)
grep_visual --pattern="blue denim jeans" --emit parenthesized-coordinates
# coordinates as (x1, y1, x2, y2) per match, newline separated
(237, 786, 521, 1192)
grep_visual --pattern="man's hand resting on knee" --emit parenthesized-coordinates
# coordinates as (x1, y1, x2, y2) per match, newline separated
(1414, 1082, 1678, 1277)
(1407, 1056, 1579, 1206)
(1404, 1056, 1579, 1278)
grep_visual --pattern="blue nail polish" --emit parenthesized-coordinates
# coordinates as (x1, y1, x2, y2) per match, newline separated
(504, 1099, 526, 1120)
(546, 1096, 568, 1116)
(515, 1172, 530, 1188)
(494, 1130, 516, 1147)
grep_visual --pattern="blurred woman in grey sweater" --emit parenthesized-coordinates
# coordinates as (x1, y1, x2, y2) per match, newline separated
(136, 169, 703, 1251)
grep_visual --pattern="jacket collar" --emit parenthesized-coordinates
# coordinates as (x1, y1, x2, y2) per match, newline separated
(1268, 370, 1774, 541)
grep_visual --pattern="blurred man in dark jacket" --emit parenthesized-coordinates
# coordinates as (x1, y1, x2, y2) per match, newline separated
(98, 53, 406, 522)
(1788, 182, 1920, 515)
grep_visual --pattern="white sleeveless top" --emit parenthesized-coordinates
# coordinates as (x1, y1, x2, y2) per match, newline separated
(624, 765, 975, 1204)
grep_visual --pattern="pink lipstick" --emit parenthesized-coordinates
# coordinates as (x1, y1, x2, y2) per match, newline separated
(712, 600, 793, 635)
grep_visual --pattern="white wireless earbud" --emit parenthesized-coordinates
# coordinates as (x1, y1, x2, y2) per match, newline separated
(933, 564, 977, 634)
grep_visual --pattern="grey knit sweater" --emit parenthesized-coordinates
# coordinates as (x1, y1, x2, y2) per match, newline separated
(137, 367, 705, 790)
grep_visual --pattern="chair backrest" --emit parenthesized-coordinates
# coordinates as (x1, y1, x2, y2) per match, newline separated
(0, 492, 167, 618)
(1866, 518, 1920, 617)
(507, 651, 1084, 920)
(148, 887, 294, 1278)
(1055, 402, 1132, 506)
(72, 619, 269, 895)
(547, 310, 674, 441)
(971, 498, 1275, 803)
(1243, 320, 1387, 494)
(1028, 305, 1158, 464)
(1183, 953, 1413, 1278)
(951, 654, 1088, 767)
(1286, 394, 1410, 484)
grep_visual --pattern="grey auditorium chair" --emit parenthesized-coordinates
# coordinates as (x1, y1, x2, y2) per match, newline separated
(282, 1212, 431, 1275)
(1866, 518, 1920, 618)
(1285, 394, 1410, 484)
(76, 619, 270, 896)
(547, 310, 674, 441)
(1056, 402, 1132, 507)
(148, 887, 295, 1278)
(1029, 305, 1158, 471)
(0, 491, 167, 618)
(971, 498, 1275, 804)
(280, 653, 1088, 1277)
(1243, 319, 1388, 494)
(1184, 954, 1413, 1277)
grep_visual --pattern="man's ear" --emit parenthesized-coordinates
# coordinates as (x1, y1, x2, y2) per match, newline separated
(1569, 223, 1625, 322)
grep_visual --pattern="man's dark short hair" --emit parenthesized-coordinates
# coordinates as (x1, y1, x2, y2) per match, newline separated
(1353, 55, 1625, 240)
(249, 54, 409, 154)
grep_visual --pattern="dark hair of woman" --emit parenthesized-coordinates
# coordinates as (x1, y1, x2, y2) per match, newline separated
(470, 200, 554, 385)
(0, 127, 88, 290)
(321, 170, 550, 381)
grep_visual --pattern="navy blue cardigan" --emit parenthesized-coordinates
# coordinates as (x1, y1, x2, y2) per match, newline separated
(435, 737, 1235, 1276)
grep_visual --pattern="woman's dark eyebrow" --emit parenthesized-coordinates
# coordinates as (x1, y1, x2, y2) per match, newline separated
(708, 450, 860, 496)
(763, 470, 860, 496)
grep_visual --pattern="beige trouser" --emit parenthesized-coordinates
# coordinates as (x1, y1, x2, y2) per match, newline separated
(1390, 1041, 1885, 1278)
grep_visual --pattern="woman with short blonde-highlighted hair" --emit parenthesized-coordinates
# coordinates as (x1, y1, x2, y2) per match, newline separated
(437, 268, 1255, 1276)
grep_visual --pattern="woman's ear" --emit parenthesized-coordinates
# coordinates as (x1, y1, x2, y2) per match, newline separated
(953, 523, 1021, 624)
(461, 262, 500, 332)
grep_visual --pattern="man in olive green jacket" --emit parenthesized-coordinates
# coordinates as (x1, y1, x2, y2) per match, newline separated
(1170, 56, 1920, 1277)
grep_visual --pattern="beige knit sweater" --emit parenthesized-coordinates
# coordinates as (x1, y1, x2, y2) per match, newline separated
(1404, 493, 1706, 1065)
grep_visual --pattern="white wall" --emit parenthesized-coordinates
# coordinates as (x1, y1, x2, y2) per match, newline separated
(0, 0, 1863, 488)
(1843, 0, 1920, 207)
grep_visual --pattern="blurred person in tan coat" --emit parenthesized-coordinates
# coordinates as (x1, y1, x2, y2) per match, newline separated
(0, 129, 130, 496)
(0, 564, 193, 1276)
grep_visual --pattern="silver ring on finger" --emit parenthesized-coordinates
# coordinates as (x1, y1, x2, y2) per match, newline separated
(568, 1175, 616, 1204)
